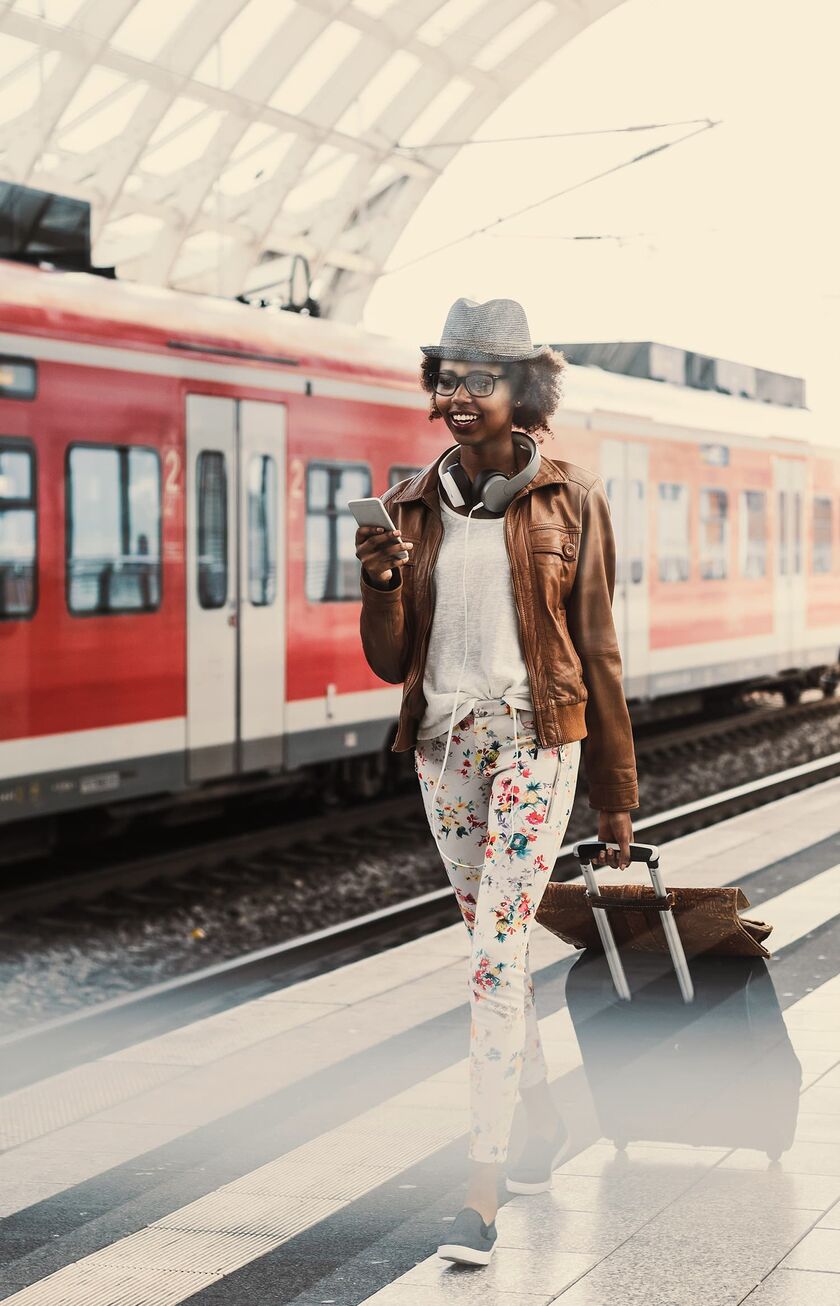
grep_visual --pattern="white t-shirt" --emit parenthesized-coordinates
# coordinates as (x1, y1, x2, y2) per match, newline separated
(417, 491, 533, 740)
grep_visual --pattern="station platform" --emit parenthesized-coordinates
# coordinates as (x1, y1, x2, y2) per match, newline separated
(1, 778, 840, 1306)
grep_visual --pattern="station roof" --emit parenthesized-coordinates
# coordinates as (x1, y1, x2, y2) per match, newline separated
(0, 0, 624, 319)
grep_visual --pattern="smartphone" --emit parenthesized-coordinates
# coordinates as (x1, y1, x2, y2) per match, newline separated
(347, 497, 397, 531)
(347, 497, 408, 559)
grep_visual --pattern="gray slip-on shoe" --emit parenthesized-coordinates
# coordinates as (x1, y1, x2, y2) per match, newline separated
(505, 1116, 570, 1194)
(437, 1206, 498, 1265)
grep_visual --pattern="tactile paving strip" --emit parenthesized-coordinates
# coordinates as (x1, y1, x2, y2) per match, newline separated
(0, 1061, 182, 1151)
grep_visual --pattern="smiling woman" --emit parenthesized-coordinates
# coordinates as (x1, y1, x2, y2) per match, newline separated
(419, 346, 567, 441)
(356, 295, 638, 1263)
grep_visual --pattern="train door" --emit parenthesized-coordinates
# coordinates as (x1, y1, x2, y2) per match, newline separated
(601, 439, 650, 695)
(772, 456, 806, 666)
(185, 394, 286, 782)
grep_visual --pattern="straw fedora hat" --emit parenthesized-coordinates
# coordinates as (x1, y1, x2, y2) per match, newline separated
(420, 296, 550, 363)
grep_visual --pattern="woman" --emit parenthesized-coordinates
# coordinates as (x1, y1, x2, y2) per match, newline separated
(356, 297, 638, 1266)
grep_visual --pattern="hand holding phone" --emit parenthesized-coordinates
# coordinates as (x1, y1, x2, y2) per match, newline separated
(349, 497, 414, 587)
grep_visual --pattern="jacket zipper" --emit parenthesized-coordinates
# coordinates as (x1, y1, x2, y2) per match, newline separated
(504, 504, 545, 746)
(401, 512, 443, 712)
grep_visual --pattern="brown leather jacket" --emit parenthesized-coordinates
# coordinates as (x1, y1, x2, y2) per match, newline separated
(359, 450, 639, 812)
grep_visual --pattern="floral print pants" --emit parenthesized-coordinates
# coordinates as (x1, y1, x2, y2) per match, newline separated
(414, 698, 580, 1163)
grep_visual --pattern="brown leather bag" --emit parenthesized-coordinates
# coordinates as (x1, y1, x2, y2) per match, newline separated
(536, 881, 773, 959)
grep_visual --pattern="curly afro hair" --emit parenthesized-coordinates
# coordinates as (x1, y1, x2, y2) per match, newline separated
(419, 348, 567, 444)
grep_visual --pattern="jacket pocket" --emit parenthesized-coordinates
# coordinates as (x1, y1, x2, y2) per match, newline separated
(528, 526, 585, 701)
(529, 523, 580, 559)
(528, 524, 580, 601)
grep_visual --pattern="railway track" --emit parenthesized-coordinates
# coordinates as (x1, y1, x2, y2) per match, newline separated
(2, 745, 839, 1098)
(1, 691, 838, 926)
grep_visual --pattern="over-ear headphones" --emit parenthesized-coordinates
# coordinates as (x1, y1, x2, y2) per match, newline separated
(438, 430, 541, 517)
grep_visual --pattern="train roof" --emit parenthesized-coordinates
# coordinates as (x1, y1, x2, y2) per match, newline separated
(0, 260, 831, 457)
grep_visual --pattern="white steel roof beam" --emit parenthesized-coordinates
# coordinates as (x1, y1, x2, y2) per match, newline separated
(209, 0, 517, 296)
(324, 0, 627, 320)
(0, 0, 629, 312)
(1, 0, 140, 180)
(298, 0, 537, 286)
(140, 7, 397, 283)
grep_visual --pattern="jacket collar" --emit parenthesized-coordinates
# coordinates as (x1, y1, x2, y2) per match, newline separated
(390, 443, 569, 512)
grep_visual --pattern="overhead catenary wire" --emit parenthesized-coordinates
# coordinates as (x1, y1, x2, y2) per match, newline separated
(394, 117, 717, 151)
(487, 223, 724, 243)
(383, 118, 721, 276)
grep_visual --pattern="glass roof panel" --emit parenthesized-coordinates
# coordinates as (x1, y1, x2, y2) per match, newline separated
(59, 81, 149, 153)
(0, 49, 59, 125)
(0, 34, 40, 78)
(94, 213, 165, 265)
(302, 143, 341, 178)
(334, 49, 421, 138)
(398, 76, 472, 149)
(283, 148, 357, 215)
(56, 67, 129, 129)
(141, 109, 226, 176)
(146, 95, 207, 146)
(109, 0, 189, 62)
(352, 0, 400, 16)
(417, 0, 487, 48)
(269, 19, 362, 118)
(192, 0, 297, 90)
(217, 131, 297, 197)
(13, 0, 86, 23)
(364, 159, 404, 198)
(229, 121, 274, 160)
(473, 0, 555, 70)
(171, 230, 236, 284)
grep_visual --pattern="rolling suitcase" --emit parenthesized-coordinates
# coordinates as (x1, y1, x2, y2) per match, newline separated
(563, 948, 802, 1158)
(571, 840, 695, 1003)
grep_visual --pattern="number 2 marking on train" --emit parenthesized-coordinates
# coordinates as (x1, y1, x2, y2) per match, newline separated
(164, 449, 181, 494)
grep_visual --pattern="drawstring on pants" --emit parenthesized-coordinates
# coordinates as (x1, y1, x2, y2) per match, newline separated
(429, 700, 522, 871)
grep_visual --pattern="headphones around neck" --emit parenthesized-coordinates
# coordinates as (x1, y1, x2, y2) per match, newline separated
(437, 430, 541, 516)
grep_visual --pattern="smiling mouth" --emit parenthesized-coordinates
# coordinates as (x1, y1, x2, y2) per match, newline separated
(449, 412, 481, 429)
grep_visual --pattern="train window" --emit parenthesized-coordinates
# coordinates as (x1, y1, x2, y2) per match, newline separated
(0, 357, 36, 401)
(306, 462, 371, 602)
(656, 482, 689, 582)
(699, 488, 729, 580)
(197, 451, 228, 609)
(67, 445, 161, 615)
(605, 476, 624, 583)
(389, 465, 422, 488)
(813, 496, 833, 574)
(739, 490, 767, 578)
(628, 479, 644, 583)
(247, 453, 277, 606)
(604, 477, 644, 584)
(777, 489, 803, 576)
(0, 440, 37, 619)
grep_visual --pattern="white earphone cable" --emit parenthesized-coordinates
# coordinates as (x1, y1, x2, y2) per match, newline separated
(428, 496, 521, 870)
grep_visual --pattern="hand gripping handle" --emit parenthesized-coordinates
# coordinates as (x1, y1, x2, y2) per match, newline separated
(570, 838, 694, 1004)
(572, 840, 660, 870)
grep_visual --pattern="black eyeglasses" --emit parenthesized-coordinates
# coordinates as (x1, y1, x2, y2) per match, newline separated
(434, 368, 509, 398)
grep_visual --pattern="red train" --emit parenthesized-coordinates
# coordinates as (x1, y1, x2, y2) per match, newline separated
(2, 258, 839, 842)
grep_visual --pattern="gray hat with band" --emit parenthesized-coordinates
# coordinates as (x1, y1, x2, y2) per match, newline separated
(421, 296, 550, 363)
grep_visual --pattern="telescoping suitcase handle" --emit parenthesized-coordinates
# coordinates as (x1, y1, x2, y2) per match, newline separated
(571, 840, 694, 1004)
